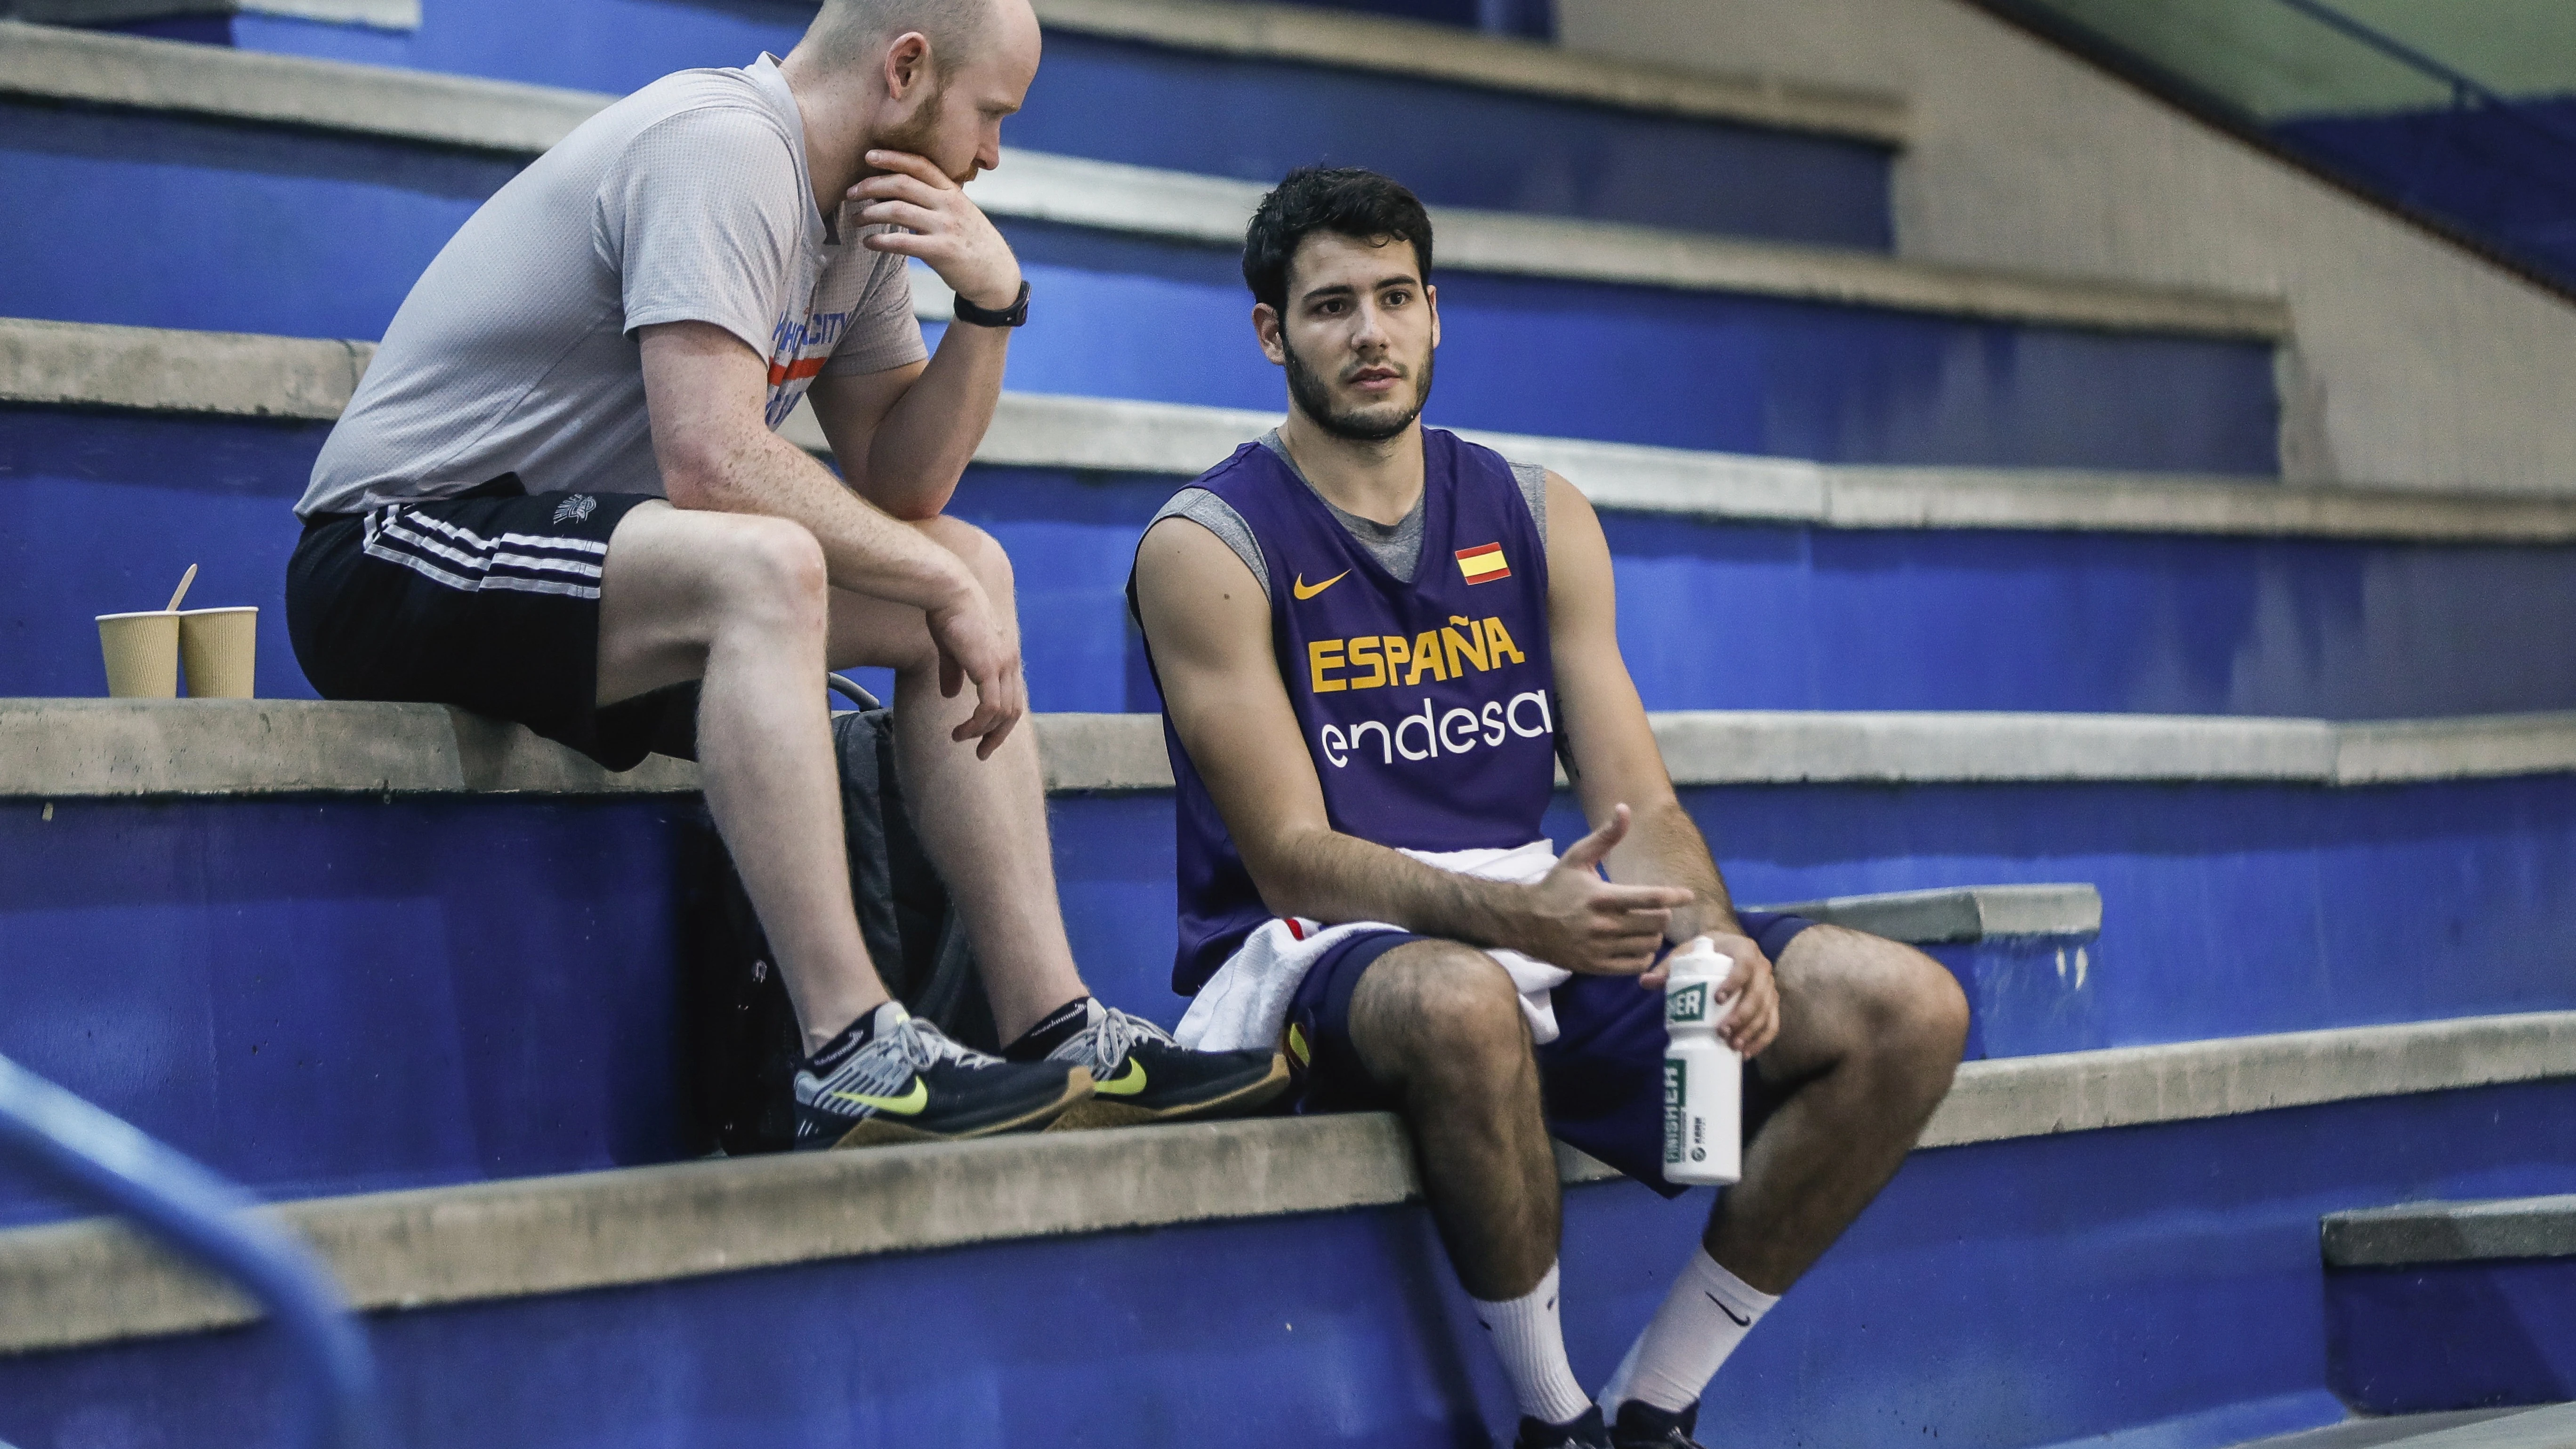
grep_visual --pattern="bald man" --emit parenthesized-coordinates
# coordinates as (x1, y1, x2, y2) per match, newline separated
(288, 0, 1286, 1146)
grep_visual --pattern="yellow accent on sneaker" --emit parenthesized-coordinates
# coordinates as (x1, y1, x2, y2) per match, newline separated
(829, 1078, 928, 1115)
(1095, 1057, 1149, 1097)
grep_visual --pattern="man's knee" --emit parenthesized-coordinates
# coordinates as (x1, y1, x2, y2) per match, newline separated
(920, 515, 1013, 600)
(700, 514, 828, 628)
(1856, 938, 1969, 1082)
(1787, 927, 1969, 1081)
(1352, 940, 1530, 1086)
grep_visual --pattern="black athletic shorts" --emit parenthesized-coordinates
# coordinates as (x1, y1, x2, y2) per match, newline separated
(1280, 912, 1818, 1199)
(288, 475, 682, 770)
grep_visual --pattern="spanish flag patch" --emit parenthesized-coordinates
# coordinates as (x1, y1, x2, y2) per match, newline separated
(1455, 541, 1510, 584)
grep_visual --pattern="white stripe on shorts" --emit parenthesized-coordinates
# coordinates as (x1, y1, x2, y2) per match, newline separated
(364, 508, 605, 600)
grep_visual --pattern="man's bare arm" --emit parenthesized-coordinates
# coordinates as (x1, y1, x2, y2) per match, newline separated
(637, 319, 1024, 753)
(1544, 469, 1778, 1050)
(807, 329, 1004, 522)
(804, 149, 1018, 522)
(1135, 514, 1689, 975)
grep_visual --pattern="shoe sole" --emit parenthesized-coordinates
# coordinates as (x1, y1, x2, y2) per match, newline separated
(829, 1067, 1095, 1149)
(1046, 1052, 1291, 1132)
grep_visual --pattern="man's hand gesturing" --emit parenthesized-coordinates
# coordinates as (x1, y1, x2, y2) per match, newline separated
(849, 149, 1022, 314)
(1517, 804, 1695, 976)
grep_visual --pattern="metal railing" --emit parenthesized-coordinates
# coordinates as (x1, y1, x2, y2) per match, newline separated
(0, 1054, 384, 1449)
(2258, 0, 2576, 150)
(1969, 0, 2576, 299)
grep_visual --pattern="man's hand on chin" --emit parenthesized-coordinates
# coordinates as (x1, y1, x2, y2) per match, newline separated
(847, 149, 1022, 314)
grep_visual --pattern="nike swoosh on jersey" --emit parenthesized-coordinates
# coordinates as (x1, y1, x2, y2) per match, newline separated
(1095, 1058, 1149, 1096)
(1291, 570, 1351, 600)
(829, 1079, 929, 1115)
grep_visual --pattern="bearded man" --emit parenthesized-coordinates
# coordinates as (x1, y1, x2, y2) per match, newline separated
(1130, 167, 1968, 1448)
(290, 0, 1284, 1147)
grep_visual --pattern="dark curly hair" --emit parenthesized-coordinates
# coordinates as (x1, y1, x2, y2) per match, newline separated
(1241, 166, 1433, 314)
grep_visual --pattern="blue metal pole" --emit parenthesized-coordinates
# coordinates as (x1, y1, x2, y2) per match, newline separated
(0, 1055, 384, 1449)
(2262, 0, 2576, 148)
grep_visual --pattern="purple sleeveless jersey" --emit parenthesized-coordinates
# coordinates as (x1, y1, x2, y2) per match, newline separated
(1142, 428, 1560, 995)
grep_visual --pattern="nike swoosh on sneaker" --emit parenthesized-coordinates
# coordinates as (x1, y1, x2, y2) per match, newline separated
(830, 1079, 929, 1115)
(1095, 1058, 1149, 1096)
(1291, 570, 1350, 600)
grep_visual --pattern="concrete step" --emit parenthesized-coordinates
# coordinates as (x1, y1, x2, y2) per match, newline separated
(7, 696, 2576, 1218)
(9, 0, 1908, 247)
(1, 1043, 2573, 1449)
(13, 319, 2576, 717)
(0, 693, 2096, 1214)
(2232, 1407, 2576, 1449)
(2322, 1198, 2576, 1417)
(0, 23, 2285, 469)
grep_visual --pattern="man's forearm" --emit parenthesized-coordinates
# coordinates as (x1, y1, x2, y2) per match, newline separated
(861, 318, 1010, 520)
(1260, 827, 1540, 953)
(674, 425, 971, 612)
(1610, 796, 1740, 942)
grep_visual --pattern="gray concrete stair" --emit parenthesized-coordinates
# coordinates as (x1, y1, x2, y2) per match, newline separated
(2231, 1405, 2576, 1448)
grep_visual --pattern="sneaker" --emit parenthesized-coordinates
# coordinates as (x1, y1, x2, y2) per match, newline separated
(1608, 1400, 1705, 1449)
(1017, 999, 1289, 1130)
(793, 1004, 1092, 1149)
(1514, 1406, 1612, 1448)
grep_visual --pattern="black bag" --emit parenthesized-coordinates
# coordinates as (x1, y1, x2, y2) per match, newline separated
(675, 676, 996, 1157)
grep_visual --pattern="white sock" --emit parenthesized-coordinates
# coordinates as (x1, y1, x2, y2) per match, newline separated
(1470, 1261, 1594, 1427)
(1600, 1248, 1779, 1417)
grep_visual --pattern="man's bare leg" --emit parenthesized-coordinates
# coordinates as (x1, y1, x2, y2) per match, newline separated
(1348, 939, 1598, 1431)
(594, 502, 888, 1052)
(1707, 926, 1968, 1290)
(1349, 939, 1560, 1298)
(826, 514, 1083, 1044)
(1600, 925, 1968, 1428)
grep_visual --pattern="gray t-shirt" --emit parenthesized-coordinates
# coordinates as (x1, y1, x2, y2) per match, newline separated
(298, 54, 925, 517)
(1149, 430, 1548, 597)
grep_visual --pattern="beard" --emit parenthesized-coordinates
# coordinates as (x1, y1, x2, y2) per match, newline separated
(1282, 333, 1434, 443)
(869, 83, 975, 185)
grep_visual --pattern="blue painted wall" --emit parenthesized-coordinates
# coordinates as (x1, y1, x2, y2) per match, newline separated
(0, 101, 2260, 470)
(6, 773, 2574, 1220)
(994, 221, 2279, 468)
(78, 7, 1881, 244)
(2326, 1257, 2576, 1414)
(0, 100, 515, 341)
(8, 412, 2566, 717)
(4, 1081, 2573, 1449)
(0, 410, 330, 702)
(2273, 99, 2576, 297)
(5, 424, 2543, 711)
(192, 8, 1884, 246)
(209, 0, 815, 98)
(1006, 32, 1890, 247)
(1072, 776, 2576, 1050)
(0, 796, 692, 1226)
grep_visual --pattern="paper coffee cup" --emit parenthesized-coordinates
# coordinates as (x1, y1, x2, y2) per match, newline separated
(97, 611, 181, 698)
(179, 606, 258, 699)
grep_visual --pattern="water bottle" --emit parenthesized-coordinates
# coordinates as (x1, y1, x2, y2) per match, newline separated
(1662, 936, 1742, 1185)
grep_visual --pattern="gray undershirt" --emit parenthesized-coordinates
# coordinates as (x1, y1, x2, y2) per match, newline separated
(1148, 430, 1548, 599)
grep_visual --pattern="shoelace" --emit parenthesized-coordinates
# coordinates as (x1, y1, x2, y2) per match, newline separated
(1066, 1006, 1175, 1071)
(895, 1016, 1005, 1071)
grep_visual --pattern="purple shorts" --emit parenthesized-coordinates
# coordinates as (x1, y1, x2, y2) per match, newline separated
(1279, 912, 1817, 1199)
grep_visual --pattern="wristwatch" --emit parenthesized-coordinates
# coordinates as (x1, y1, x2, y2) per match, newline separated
(951, 279, 1030, 328)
